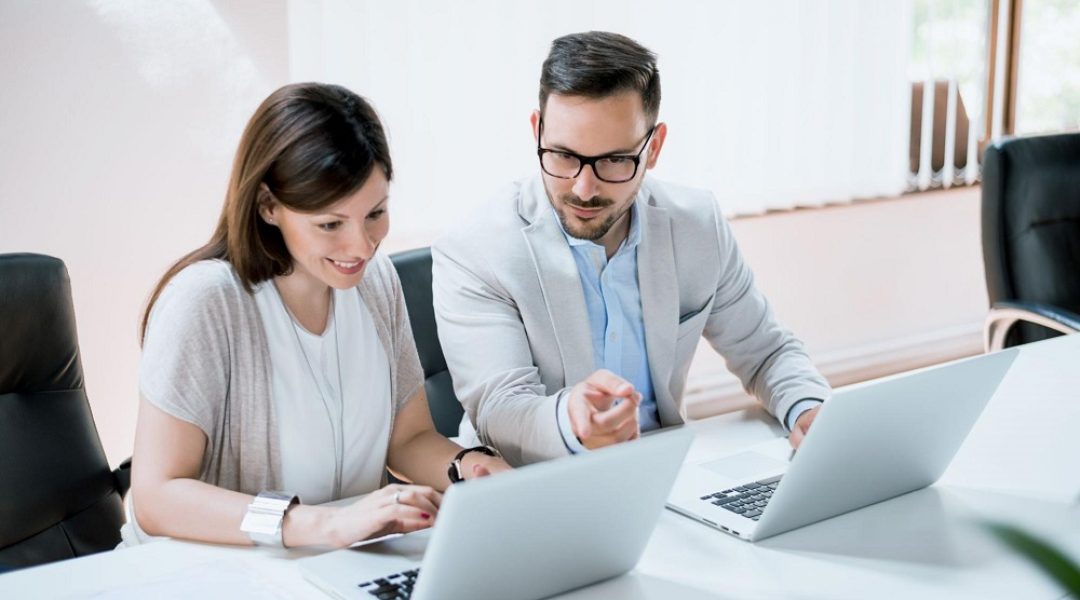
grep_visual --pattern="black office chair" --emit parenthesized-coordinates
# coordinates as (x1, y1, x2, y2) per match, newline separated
(0, 253, 130, 569)
(390, 247, 465, 438)
(981, 132, 1080, 351)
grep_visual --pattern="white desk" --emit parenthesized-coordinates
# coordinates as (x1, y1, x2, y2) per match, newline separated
(3, 335, 1079, 599)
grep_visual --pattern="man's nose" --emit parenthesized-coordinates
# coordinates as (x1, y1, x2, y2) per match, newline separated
(572, 163, 602, 201)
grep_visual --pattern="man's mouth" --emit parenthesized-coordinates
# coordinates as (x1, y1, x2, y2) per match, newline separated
(565, 204, 607, 219)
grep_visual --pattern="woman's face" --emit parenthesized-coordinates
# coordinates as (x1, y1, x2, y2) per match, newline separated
(260, 168, 390, 290)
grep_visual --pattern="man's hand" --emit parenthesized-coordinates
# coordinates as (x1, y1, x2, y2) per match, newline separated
(568, 369, 641, 450)
(788, 404, 821, 449)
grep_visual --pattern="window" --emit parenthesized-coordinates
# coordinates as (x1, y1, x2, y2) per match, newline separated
(1014, 0, 1080, 134)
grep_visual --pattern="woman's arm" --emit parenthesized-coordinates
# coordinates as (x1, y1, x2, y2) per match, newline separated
(386, 388, 512, 490)
(132, 397, 438, 548)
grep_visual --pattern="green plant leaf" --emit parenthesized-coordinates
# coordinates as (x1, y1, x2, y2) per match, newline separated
(984, 521, 1080, 596)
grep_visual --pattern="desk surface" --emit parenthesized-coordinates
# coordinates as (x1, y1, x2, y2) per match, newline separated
(3, 335, 1079, 599)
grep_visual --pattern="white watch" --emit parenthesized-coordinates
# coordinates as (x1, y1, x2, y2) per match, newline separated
(240, 491, 300, 547)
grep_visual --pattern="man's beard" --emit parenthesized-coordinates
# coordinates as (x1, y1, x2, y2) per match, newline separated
(550, 188, 638, 242)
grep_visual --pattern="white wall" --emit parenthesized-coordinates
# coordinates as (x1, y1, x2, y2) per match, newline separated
(0, 1, 292, 465)
(0, 1, 987, 465)
(289, 0, 912, 222)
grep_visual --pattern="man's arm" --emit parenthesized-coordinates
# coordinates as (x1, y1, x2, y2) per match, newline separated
(432, 241, 571, 465)
(433, 239, 645, 463)
(701, 201, 831, 426)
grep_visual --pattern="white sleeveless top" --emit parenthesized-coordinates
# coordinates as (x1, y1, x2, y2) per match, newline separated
(253, 282, 392, 505)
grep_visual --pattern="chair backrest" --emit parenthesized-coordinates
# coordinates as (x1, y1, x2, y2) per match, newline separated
(390, 248, 464, 438)
(981, 132, 1080, 347)
(0, 254, 125, 568)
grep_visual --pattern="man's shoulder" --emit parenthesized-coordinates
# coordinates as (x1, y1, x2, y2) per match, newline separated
(434, 179, 533, 254)
(642, 177, 722, 220)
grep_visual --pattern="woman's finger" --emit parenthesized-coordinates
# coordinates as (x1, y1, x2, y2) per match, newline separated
(395, 488, 440, 516)
(406, 485, 442, 509)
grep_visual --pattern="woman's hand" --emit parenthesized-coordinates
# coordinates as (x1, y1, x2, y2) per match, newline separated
(323, 484, 442, 547)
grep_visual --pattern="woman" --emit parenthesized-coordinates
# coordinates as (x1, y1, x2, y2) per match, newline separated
(127, 83, 509, 548)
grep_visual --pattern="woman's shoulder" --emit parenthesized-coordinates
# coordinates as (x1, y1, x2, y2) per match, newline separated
(169, 259, 243, 290)
(153, 259, 252, 318)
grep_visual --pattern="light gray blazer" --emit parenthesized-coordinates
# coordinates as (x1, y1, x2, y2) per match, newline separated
(432, 175, 830, 465)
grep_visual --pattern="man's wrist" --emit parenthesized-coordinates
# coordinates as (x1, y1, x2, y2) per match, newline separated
(784, 398, 823, 432)
(556, 389, 588, 454)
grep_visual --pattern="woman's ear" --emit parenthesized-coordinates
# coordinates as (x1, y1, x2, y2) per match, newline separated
(257, 184, 279, 226)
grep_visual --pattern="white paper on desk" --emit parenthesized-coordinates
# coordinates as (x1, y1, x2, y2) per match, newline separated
(348, 531, 404, 548)
(80, 557, 295, 599)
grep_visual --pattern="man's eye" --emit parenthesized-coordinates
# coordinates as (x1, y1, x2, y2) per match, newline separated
(318, 221, 342, 232)
(600, 156, 631, 166)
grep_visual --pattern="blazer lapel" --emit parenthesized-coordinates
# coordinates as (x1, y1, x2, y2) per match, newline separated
(638, 197, 682, 425)
(520, 178, 595, 387)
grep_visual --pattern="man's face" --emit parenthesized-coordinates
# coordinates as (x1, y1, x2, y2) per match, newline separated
(532, 91, 665, 244)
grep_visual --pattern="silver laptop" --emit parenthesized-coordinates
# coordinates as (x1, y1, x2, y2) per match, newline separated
(300, 428, 693, 600)
(666, 348, 1018, 542)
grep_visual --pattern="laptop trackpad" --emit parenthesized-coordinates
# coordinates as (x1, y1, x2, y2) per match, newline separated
(700, 451, 787, 481)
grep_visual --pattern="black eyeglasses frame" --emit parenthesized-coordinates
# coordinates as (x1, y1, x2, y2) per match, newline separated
(536, 118, 656, 184)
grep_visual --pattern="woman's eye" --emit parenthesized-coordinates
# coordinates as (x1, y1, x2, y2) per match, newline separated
(367, 209, 386, 221)
(318, 221, 342, 232)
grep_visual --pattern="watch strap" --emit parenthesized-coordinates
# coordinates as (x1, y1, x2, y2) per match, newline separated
(447, 445, 499, 483)
(240, 491, 300, 547)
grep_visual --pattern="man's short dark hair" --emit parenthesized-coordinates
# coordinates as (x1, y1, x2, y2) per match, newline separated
(539, 31, 661, 125)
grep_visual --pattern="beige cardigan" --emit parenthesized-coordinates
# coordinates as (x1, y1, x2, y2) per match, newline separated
(124, 254, 423, 543)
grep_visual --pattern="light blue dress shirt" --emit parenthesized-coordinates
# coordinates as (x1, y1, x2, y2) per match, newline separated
(555, 200, 660, 453)
(554, 200, 821, 453)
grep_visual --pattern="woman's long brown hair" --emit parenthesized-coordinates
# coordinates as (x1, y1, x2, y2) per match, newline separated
(140, 83, 393, 342)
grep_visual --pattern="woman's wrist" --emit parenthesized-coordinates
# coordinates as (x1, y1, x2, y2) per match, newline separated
(281, 504, 337, 548)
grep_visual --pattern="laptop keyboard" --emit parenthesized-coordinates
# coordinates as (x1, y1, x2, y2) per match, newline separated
(699, 476, 782, 521)
(358, 568, 419, 599)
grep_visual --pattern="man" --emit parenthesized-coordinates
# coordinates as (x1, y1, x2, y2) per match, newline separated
(433, 31, 830, 466)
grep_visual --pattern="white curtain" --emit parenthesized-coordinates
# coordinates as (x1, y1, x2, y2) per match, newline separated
(288, 0, 911, 232)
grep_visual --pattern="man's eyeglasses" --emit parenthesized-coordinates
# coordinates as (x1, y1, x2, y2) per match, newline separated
(536, 118, 656, 184)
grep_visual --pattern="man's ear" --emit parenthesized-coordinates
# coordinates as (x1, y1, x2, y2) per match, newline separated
(529, 110, 541, 143)
(644, 122, 668, 170)
(257, 184, 279, 226)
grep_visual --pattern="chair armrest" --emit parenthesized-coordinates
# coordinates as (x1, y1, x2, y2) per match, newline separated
(984, 301, 1080, 352)
(113, 457, 132, 499)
